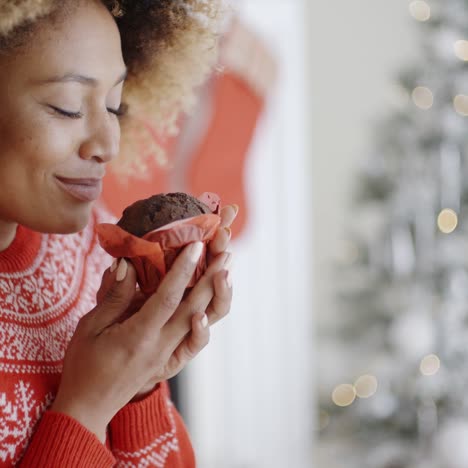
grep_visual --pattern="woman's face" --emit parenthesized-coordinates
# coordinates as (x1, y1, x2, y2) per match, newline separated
(0, 0, 126, 234)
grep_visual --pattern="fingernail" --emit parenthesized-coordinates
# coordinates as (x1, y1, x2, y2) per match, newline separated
(224, 252, 232, 269)
(225, 270, 232, 288)
(116, 259, 128, 282)
(188, 242, 204, 263)
(224, 227, 232, 239)
(110, 259, 118, 272)
(201, 314, 209, 328)
(232, 204, 239, 216)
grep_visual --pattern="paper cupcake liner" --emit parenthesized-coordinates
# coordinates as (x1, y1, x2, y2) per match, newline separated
(97, 193, 221, 296)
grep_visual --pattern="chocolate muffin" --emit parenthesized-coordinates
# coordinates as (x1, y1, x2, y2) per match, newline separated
(117, 192, 211, 237)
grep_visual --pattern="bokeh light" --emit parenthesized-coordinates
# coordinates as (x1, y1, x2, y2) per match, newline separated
(454, 40, 468, 61)
(454, 94, 468, 116)
(354, 375, 378, 399)
(437, 208, 458, 234)
(409, 1, 431, 22)
(412, 86, 433, 110)
(420, 354, 441, 376)
(332, 384, 356, 407)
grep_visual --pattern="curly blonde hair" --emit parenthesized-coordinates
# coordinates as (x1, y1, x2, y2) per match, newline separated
(0, 0, 226, 179)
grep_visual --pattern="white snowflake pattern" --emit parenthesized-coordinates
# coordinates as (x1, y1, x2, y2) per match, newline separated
(0, 381, 53, 464)
(113, 399, 181, 468)
(0, 205, 114, 371)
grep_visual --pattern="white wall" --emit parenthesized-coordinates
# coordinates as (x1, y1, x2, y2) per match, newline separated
(307, 1, 419, 329)
(183, 1, 314, 467)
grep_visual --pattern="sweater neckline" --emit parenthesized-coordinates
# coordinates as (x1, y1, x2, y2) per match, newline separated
(0, 225, 42, 273)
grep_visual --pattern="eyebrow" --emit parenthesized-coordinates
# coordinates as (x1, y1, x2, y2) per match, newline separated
(36, 68, 128, 87)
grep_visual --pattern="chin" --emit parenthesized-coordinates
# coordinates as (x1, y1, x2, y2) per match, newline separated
(48, 205, 93, 234)
(65, 212, 92, 233)
(62, 219, 89, 234)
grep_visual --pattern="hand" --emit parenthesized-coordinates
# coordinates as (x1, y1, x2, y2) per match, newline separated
(95, 204, 238, 321)
(51, 242, 221, 442)
(132, 204, 238, 399)
(207, 203, 238, 268)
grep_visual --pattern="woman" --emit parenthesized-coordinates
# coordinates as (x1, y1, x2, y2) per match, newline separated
(0, 0, 235, 466)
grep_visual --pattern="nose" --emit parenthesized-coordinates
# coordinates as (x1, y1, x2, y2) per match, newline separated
(79, 113, 120, 163)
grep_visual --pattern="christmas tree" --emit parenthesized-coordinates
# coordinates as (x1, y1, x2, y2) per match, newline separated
(319, 2, 468, 467)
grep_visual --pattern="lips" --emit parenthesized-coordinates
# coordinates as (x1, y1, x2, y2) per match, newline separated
(55, 176, 103, 202)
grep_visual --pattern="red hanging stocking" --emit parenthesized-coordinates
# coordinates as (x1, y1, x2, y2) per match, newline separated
(186, 72, 264, 239)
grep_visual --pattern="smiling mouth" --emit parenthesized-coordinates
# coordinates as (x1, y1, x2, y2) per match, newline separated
(55, 177, 103, 202)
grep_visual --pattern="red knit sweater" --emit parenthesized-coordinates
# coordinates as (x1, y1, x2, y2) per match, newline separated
(0, 203, 195, 467)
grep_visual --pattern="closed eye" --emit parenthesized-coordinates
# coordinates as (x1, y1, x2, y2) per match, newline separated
(49, 106, 82, 119)
(109, 103, 128, 117)
(49, 103, 128, 119)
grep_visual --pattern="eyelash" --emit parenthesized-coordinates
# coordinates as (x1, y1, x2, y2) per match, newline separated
(50, 104, 127, 119)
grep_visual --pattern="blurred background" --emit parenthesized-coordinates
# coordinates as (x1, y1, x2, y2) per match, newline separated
(102, 0, 468, 466)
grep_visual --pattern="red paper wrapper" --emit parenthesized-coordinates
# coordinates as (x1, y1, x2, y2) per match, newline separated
(96, 193, 222, 296)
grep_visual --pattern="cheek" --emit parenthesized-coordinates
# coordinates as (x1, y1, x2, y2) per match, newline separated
(0, 112, 78, 174)
(0, 112, 89, 233)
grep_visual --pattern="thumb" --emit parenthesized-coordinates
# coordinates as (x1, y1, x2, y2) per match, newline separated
(91, 259, 137, 331)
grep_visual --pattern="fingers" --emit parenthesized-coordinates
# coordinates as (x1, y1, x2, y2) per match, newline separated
(208, 204, 238, 259)
(114, 289, 147, 325)
(86, 259, 138, 333)
(220, 204, 238, 228)
(128, 241, 204, 331)
(208, 226, 231, 259)
(205, 269, 233, 326)
(189, 252, 231, 310)
(167, 312, 210, 375)
(162, 251, 231, 344)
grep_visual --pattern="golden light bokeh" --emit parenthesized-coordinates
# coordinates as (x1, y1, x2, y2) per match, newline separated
(454, 94, 468, 116)
(437, 208, 458, 234)
(354, 374, 378, 399)
(409, 1, 431, 22)
(420, 354, 441, 376)
(454, 40, 468, 61)
(412, 86, 433, 110)
(332, 384, 356, 407)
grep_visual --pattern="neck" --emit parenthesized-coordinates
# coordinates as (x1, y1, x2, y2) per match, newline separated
(0, 220, 18, 252)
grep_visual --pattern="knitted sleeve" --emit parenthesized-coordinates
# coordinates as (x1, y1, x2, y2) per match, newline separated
(17, 411, 115, 467)
(109, 381, 196, 467)
(91, 204, 196, 466)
